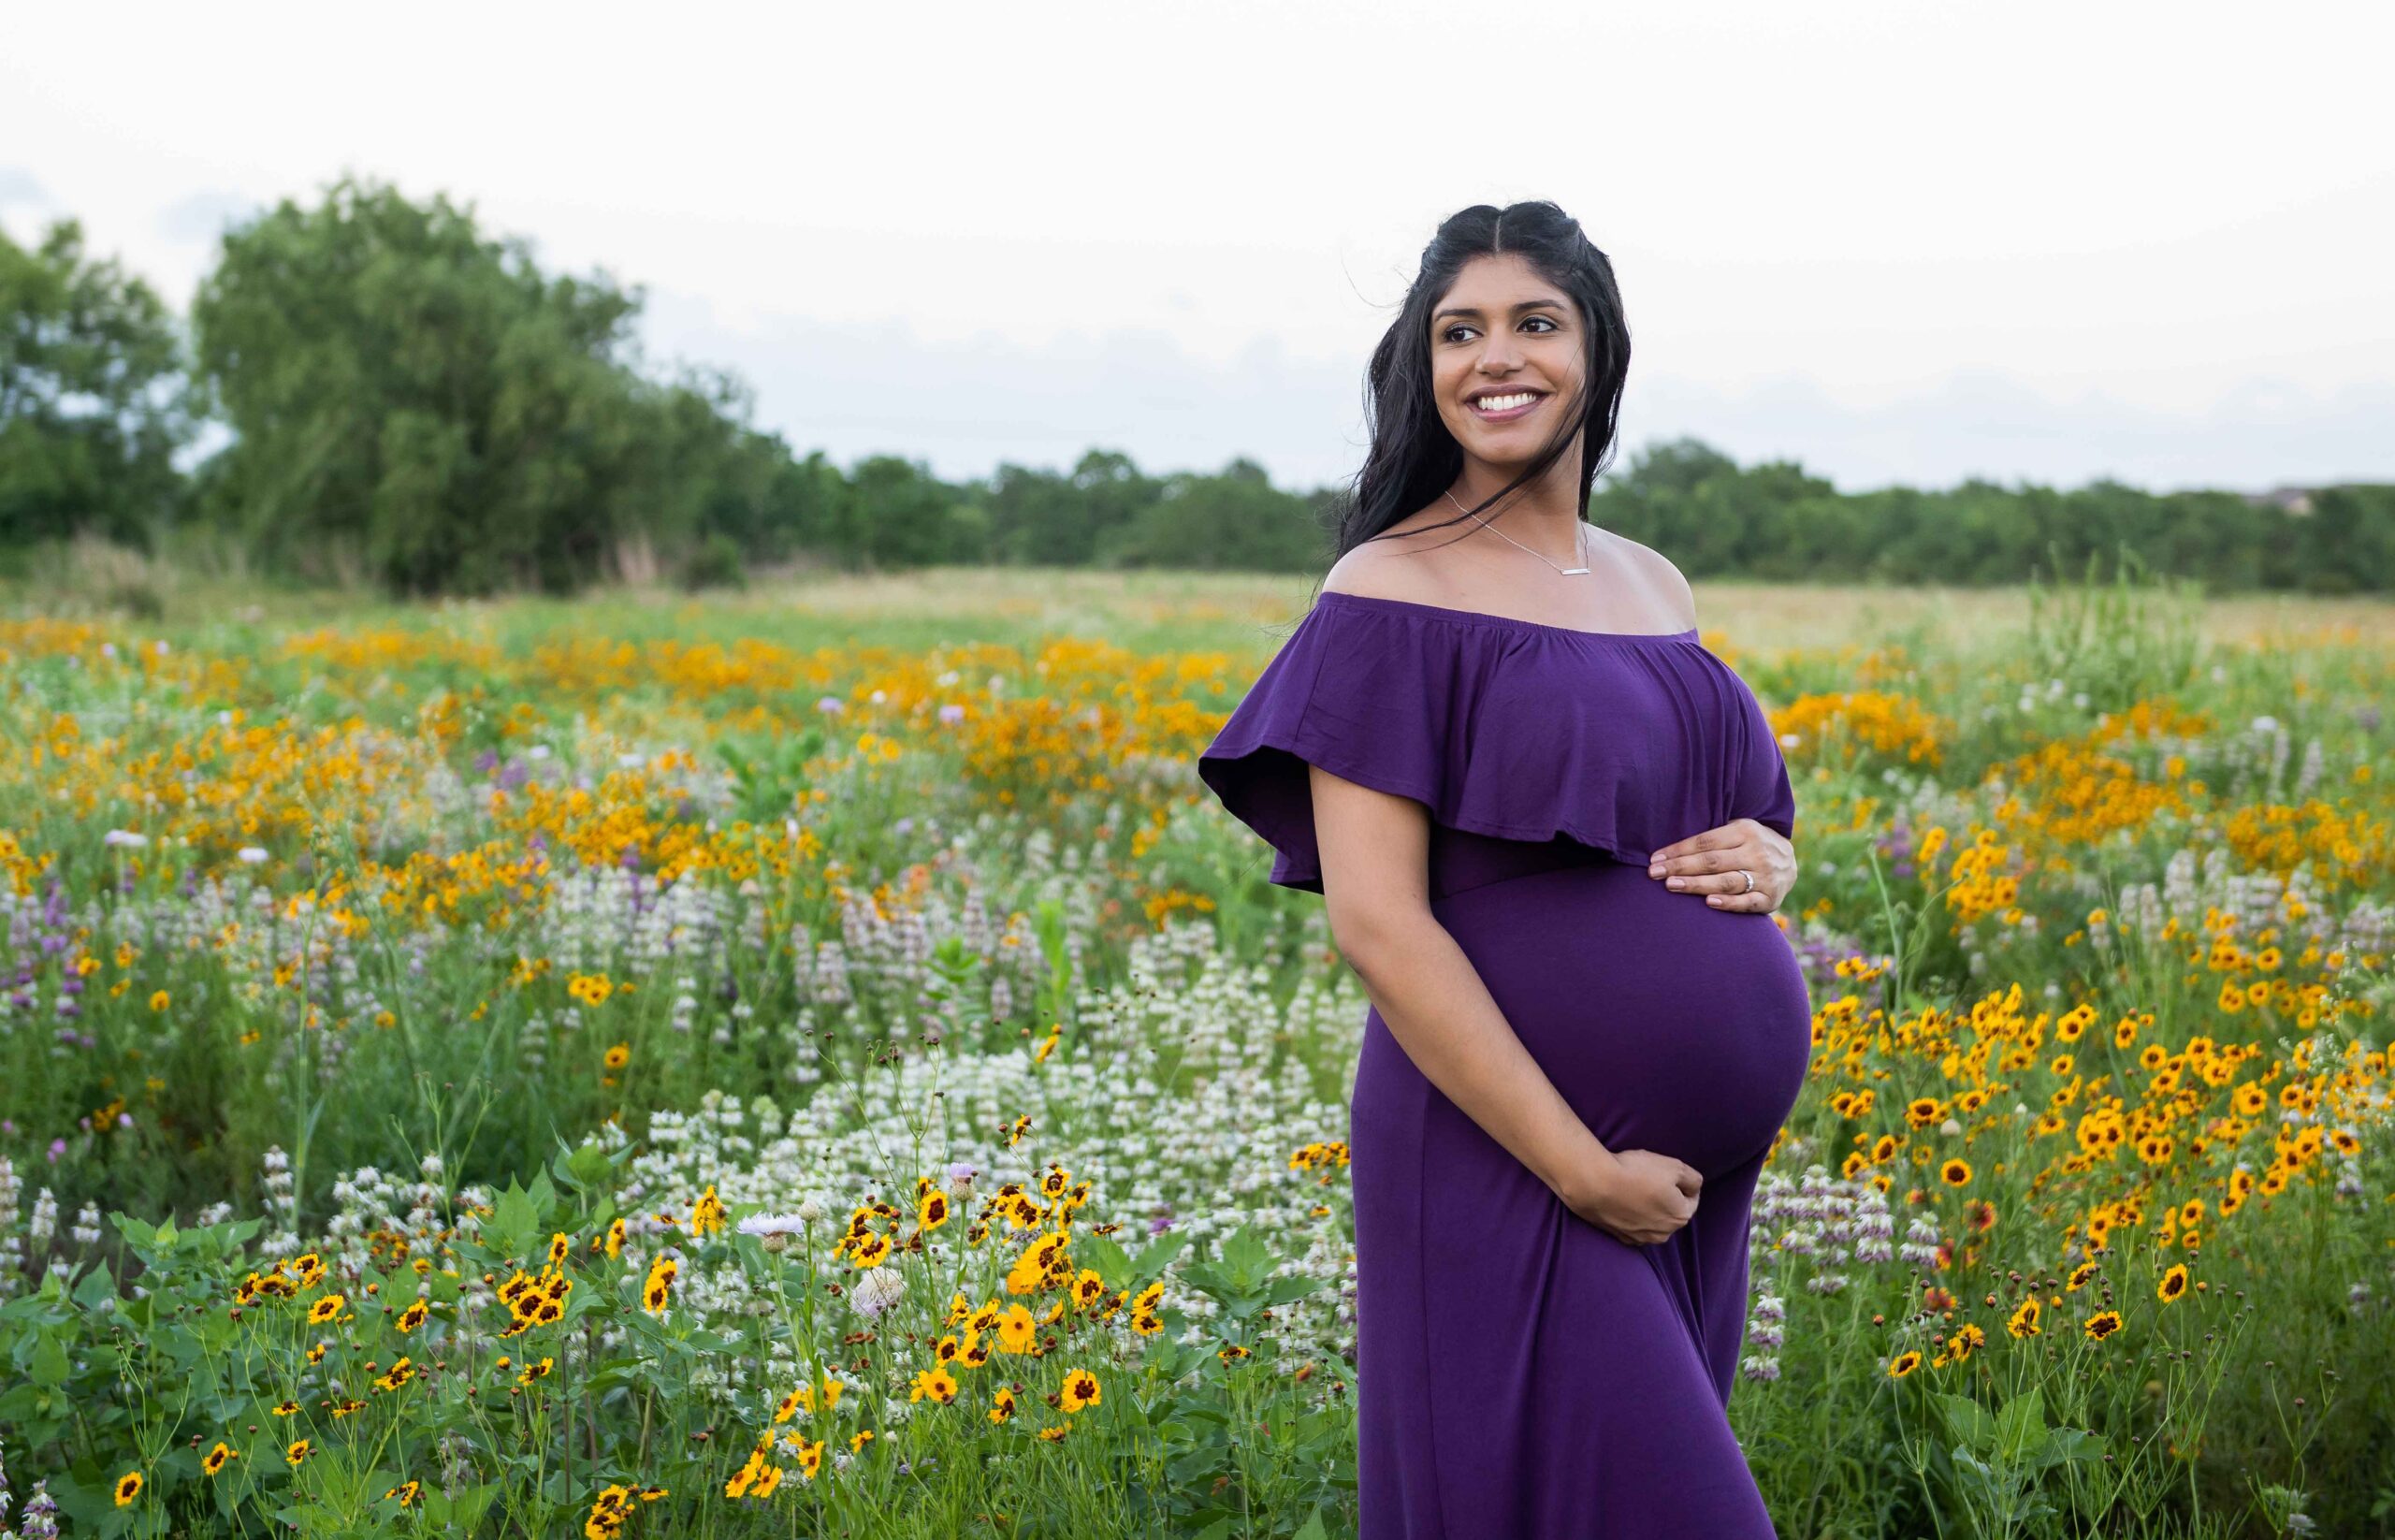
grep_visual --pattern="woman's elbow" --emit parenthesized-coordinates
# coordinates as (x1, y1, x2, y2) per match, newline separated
(1325, 892, 1431, 976)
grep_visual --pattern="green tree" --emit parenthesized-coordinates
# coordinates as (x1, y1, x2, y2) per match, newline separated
(1101, 458, 1327, 571)
(189, 174, 718, 595)
(0, 216, 195, 546)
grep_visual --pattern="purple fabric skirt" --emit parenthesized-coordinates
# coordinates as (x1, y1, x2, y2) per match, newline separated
(1348, 856, 1809, 1538)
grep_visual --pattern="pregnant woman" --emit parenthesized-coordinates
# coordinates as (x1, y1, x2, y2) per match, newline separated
(1198, 201, 1810, 1538)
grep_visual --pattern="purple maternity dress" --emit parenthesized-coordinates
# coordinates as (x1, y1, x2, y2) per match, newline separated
(1198, 590, 1810, 1539)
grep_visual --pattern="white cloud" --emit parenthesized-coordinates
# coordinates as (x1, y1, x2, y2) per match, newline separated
(3, 0, 2389, 495)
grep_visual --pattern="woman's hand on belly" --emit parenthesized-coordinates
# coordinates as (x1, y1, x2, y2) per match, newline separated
(1560, 1146, 1704, 1247)
(1647, 818, 1795, 913)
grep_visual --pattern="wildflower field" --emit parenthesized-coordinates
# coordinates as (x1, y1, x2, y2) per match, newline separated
(0, 567, 2389, 1539)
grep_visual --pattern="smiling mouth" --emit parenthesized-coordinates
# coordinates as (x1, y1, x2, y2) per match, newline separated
(1468, 390, 1546, 419)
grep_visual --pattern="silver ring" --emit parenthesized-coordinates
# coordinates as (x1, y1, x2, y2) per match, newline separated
(1737, 868, 1755, 893)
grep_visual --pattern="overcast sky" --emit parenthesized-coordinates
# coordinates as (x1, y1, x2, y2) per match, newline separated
(7, 0, 2390, 496)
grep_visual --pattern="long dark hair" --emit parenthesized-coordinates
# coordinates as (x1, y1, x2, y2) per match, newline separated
(1323, 200, 1632, 579)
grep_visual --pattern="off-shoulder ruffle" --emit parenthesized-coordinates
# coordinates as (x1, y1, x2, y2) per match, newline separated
(1196, 591, 1796, 894)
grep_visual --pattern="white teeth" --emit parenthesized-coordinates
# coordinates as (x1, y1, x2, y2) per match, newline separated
(1472, 392, 1540, 413)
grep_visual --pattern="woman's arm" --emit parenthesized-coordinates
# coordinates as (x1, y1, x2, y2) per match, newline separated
(1309, 763, 1702, 1246)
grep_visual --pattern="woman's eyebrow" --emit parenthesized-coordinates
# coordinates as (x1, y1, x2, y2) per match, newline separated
(1431, 298, 1567, 323)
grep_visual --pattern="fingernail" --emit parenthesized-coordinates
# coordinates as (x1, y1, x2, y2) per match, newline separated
(1706, 895, 1723, 906)
(1666, 878, 1684, 889)
(1647, 864, 1662, 877)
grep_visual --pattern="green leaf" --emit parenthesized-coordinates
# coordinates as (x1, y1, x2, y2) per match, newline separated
(1217, 1224, 1270, 1284)
(2039, 1427, 2105, 1470)
(425, 1482, 500, 1530)
(30, 1328, 70, 1387)
(1136, 1229, 1191, 1274)
(1996, 1385, 2048, 1463)
(1077, 1230, 1132, 1286)
(1930, 1390, 1996, 1453)
(73, 1259, 118, 1310)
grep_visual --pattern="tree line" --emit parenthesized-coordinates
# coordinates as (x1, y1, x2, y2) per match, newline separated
(4, 175, 2388, 598)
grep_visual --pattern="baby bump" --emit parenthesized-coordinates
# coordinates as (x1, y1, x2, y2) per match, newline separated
(1421, 858, 1812, 1177)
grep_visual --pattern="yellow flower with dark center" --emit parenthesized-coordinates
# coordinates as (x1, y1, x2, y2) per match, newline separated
(1939, 1159, 1972, 1187)
(375, 1357, 416, 1392)
(1947, 1324, 1985, 1361)
(2006, 1299, 2042, 1339)
(385, 1480, 422, 1507)
(396, 1299, 429, 1333)
(271, 1400, 300, 1417)
(1885, 1351, 1923, 1378)
(114, 1470, 144, 1505)
(604, 1041, 631, 1069)
(308, 1293, 346, 1324)
(548, 1233, 572, 1266)
(2083, 1310, 2124, 1341)
(285, 1438, 313, 1467)
(2157, 1264, 2190, 1302)
(1059, 1367, 1101, 1411)
(994, 1303, 1038, 1353)
(202, 1442, 239, 1475)
(518, 1356, 555, 1385)
(2066, 1261, 2100, 1292)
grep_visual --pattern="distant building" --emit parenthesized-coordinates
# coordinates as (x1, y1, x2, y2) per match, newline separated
(2241, 485, 2316, 516)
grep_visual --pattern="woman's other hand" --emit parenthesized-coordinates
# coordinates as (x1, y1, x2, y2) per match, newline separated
(1561, 1147, 1702, 1247)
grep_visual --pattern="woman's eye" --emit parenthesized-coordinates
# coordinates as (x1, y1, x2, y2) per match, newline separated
(1442, 317, 1558, 344)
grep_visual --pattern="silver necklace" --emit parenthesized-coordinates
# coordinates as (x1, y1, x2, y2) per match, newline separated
(1443, 487, 1591, 574)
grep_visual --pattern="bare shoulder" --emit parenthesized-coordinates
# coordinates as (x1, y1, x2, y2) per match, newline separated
(1592, 526, 1698, 627)
(1319, 511, 1468, 603)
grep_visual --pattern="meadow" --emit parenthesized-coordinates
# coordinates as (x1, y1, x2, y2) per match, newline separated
(0, 562, 2389, 1539)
